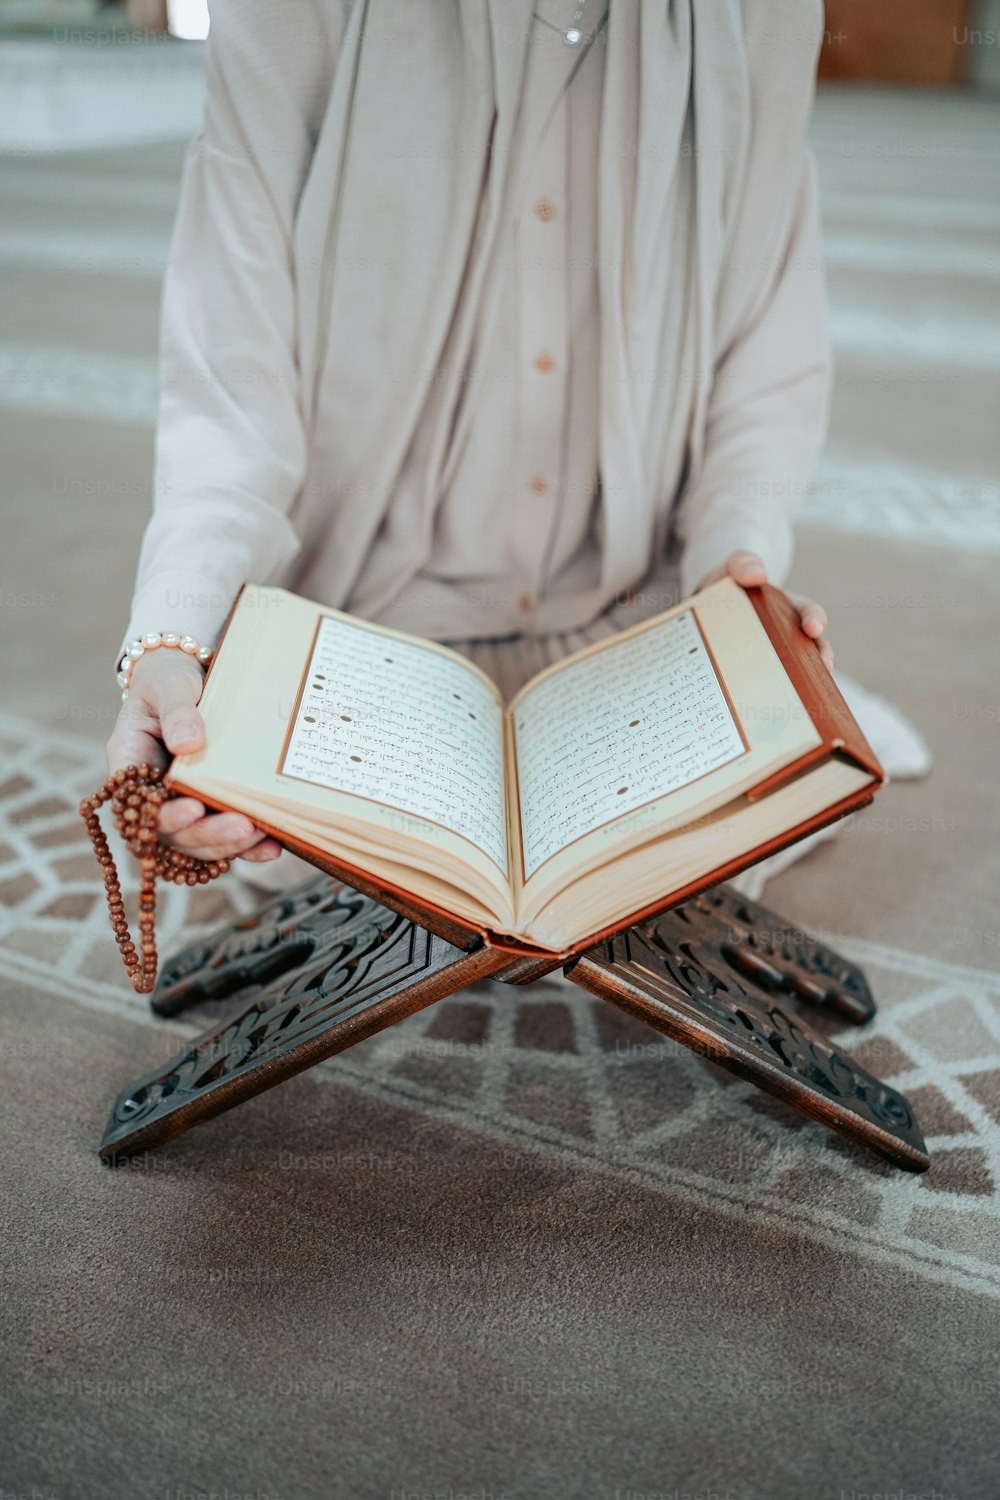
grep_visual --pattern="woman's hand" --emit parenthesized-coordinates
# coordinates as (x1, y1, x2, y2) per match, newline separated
(697, 550, 834, 672)
(105, 649, 283, 863)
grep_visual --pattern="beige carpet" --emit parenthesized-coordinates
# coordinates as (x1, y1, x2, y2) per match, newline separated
(1, 84, 999, 1500)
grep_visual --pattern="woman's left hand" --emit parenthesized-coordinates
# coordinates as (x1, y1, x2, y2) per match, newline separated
(697, 550, 834, 673)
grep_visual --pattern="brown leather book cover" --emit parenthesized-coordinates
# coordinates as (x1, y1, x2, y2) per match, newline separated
(745, 583, 884, 797)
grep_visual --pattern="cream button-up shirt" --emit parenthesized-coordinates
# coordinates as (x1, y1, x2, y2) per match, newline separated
(385, 0, 609, 637)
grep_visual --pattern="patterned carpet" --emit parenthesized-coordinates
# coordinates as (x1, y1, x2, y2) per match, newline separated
(3, 706, 1000, 1299)
(1, 79, 999, 1500)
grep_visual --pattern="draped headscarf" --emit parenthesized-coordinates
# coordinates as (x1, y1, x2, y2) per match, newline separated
(286, 0, 823, 620)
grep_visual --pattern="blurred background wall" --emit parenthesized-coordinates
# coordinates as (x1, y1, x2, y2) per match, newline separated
(0, 0, 999, 153)
(819, 0, 1000, 87)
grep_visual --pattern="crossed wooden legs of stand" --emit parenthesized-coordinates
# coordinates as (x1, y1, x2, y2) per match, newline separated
(99, 879, 930, 1172)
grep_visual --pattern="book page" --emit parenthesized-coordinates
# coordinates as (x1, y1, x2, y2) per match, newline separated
(280, 613, 510, 877)
(512, 609, 746, 882)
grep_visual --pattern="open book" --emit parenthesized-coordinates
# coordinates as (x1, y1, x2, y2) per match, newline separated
(167, 579, 883, 956)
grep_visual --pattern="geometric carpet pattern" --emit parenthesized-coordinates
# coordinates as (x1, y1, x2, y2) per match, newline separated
(4, 707, 998, 1301)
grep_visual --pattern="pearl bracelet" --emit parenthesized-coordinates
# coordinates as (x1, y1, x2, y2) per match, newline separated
(117, 632, 214, 702)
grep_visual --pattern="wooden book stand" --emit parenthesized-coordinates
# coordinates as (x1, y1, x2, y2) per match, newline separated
(99, 876, 929, 1172)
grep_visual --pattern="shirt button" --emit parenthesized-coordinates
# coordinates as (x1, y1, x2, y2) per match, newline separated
(534, 352, 555, 374)
(534, 197, 556, 222)
(518, 593, 534, 612)
(528, 475, 548, 494)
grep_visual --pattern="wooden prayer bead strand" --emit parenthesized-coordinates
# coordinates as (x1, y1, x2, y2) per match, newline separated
(80, 763, 230, 994)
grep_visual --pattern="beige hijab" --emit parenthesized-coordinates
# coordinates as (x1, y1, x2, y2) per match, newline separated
(288, 0, 822, 618)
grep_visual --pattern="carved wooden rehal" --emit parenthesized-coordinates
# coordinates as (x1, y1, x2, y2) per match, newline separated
(99, 876, 928, 1172)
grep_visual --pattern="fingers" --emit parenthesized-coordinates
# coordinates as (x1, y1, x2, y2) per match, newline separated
(788, 591, 828, 641)
(155, 678, 206, 756)
(787, 591, 834, 672)
(159, 810, 278, 863)
(107, 653, 206, 773)
(106, 716, 168, 776)
(691, 563, 836, 672)
(105, 651, 280, 862)
(158, 796, 281, 860)
(127, 651, 206, 755)
(237, 838, 284, 863)
(695, 550, 769, 592)
(157, 796, 206, 834)
(725, 551, 768, 588)
(104, 649, 281, 862)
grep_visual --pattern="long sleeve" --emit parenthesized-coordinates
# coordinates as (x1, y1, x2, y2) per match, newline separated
(675, 148, 832, 598)
(121, 0, 340, 656)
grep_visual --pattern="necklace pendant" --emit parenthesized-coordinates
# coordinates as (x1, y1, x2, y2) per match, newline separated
(564, 26, 582, 45)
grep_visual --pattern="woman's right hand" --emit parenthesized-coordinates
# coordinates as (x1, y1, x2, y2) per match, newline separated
(105, 649, 283, 864)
